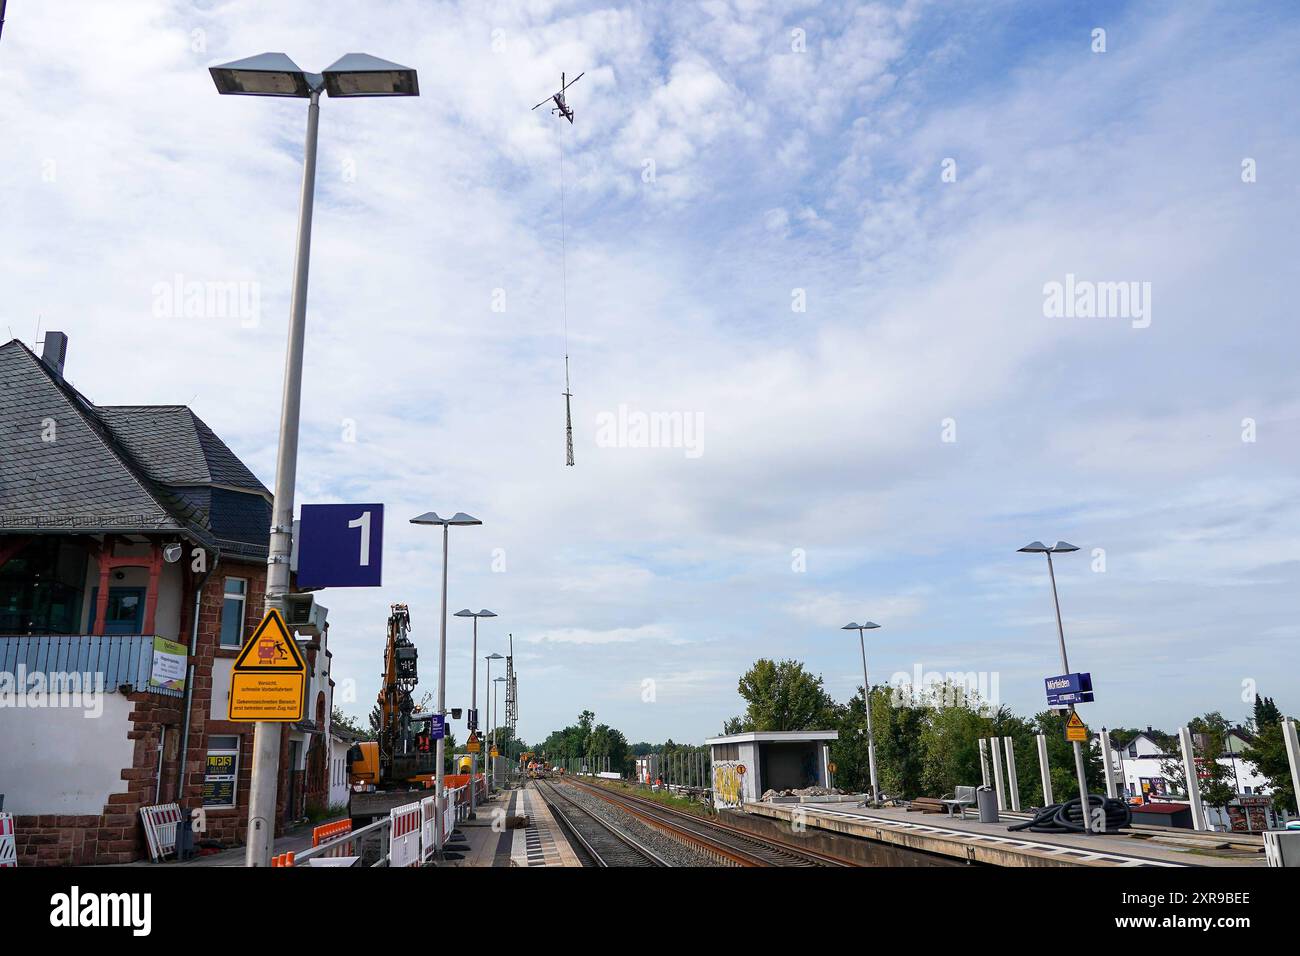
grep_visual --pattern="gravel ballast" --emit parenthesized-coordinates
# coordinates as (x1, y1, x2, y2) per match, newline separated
(552, 781, 723, 867)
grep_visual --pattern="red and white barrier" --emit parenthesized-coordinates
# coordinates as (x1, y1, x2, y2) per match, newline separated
(420, 795, 440, 862)
(139, 803, 183, 862)
(0, 813, 17, 867)
(389, 800, 423, 868)
(312, 818, 353, 858)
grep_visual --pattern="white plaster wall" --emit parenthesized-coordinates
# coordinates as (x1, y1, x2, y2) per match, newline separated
(740, 742, 760, 802)
(155, 560, 183, 640)
(210, 657, 233, 721)
(329, 738, 351, 808)
(0, 693, 136, 814)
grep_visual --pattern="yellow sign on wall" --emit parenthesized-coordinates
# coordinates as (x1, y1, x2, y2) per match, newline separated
(228, 609, 306, 722)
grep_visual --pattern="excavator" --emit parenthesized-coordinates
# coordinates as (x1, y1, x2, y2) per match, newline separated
(347, 605, 438, 814)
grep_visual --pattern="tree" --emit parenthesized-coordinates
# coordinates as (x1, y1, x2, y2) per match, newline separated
(1035, 710, 1105, 801)
(721, 715, 748, 735)
(831, 686, 929, 798)
(736, 658, 836, 732)
(919, 695, 993, 798)
(487, 725, 526, 762)
(332, 706, 374, 740)
(1241, 695, 1296, 814)
(1159, 713, 1235, 813)
(988, 705, 1041, 807)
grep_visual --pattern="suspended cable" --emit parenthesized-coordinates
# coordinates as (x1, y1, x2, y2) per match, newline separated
(533, 70, 583, 467)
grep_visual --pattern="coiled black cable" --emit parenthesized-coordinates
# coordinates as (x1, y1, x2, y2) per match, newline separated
(1007, 794, 1132, 834)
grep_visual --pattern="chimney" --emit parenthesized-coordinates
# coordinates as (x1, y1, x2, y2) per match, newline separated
(40, 331, 68, 379)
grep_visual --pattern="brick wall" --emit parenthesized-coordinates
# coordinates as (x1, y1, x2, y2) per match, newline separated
(14, 691, 184, 865)
(12, 554, 300, 866)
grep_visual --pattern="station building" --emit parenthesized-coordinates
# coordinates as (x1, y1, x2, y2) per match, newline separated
(0, 335, 339, 864)
(705, 730, 837, 808)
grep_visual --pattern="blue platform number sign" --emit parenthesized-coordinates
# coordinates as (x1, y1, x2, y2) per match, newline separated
(296, 503, 384, 588)
(429, 714, 446, 741)
(1045, 672, 1094, 707)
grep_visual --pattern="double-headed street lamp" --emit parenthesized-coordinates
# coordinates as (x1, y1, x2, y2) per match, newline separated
(1018, 540, 1092, 822)
(454, 609, 496, 817)
(211, 51, 418, 868)
(411, 511, 482, 854)
(842, 621, 881, 804)
(484, 652, 503, 791)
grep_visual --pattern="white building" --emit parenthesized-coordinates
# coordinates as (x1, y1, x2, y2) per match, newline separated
(1103, 728, 1278, 831)
(705, 730, 837, 808)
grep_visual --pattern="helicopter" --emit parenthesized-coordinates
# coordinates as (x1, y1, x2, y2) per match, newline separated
(532, 71, 584, 123)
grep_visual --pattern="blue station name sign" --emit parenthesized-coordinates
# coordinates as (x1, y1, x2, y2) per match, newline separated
(1045, 671, 1094, 707)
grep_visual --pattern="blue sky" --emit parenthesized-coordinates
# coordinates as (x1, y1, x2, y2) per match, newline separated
(2, 0, 1298, 744)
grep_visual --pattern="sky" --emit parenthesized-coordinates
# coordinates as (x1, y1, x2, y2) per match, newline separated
(2, 0, 1298, 745)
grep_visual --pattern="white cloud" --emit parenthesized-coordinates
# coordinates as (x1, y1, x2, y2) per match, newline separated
(2, 0, 1297, 743)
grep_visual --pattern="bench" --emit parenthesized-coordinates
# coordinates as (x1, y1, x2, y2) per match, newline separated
(939, 786, 978, 817)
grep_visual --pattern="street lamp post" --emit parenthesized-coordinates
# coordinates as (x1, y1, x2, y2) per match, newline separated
(484, 653, 503, 793)
(1019, 541, 1093, 826)
(493, 676, 506, 763)
(841, 622, 881, 803)
(211, 51, 418, 868)
(454, 609, 496, 818)
(411, 512, 482, 857)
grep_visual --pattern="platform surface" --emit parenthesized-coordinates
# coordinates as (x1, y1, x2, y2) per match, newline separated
(744, 800, 1266, 867)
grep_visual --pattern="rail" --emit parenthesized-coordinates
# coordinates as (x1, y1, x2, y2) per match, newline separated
(560, 775, 855, 867)
(535, 778, 671, 867)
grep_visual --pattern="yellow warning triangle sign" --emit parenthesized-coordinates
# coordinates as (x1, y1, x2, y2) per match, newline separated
(1064, 711, 1088, 741)
(233, 608, 306, 673)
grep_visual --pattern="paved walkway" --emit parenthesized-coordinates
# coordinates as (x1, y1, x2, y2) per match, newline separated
(113, 825, 315, 867)
(510, 785, 580, 867)
(443, 789, 519, 867)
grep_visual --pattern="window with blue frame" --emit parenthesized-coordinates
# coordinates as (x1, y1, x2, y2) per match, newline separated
(87, 586, 146, 634)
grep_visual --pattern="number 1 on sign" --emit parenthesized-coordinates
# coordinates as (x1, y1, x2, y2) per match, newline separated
(348, 511, 371, 567)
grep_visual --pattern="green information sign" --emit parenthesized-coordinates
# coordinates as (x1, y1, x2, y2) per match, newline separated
(149, 636, 188, 692)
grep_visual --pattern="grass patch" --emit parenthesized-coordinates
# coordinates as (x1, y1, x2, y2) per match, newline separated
(577, 777, 717, 818)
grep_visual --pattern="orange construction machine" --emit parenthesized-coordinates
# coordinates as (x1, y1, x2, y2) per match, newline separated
(348, 604, 437, 790)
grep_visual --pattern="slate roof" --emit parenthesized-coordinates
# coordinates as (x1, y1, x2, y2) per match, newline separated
(0, 339, 271, 557)
(96, 406, 267, 492)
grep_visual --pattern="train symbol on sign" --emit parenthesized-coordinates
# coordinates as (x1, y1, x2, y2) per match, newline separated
(257, 637, 288, 664)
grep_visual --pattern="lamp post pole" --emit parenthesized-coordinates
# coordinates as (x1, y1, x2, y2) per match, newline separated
(494, 676, 505, 759)
(211, 51, 418, 868)
(484, 653, 502, 793)
(455, 611, 496, 817)
(1021, 541, 1092, 826)
(410, 512, 481, 857)
(436, 521, 448, 850)
(842, 622, 881, 803)
(241, 85, 319, 870)
(470, 613, 477, 813)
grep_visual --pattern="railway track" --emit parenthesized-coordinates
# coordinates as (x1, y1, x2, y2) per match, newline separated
(554, 775, 857, 867)
(533, 778, 671, 867)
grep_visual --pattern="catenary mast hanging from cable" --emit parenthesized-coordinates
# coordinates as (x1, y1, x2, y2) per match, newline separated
(532, 70, 584, 466)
